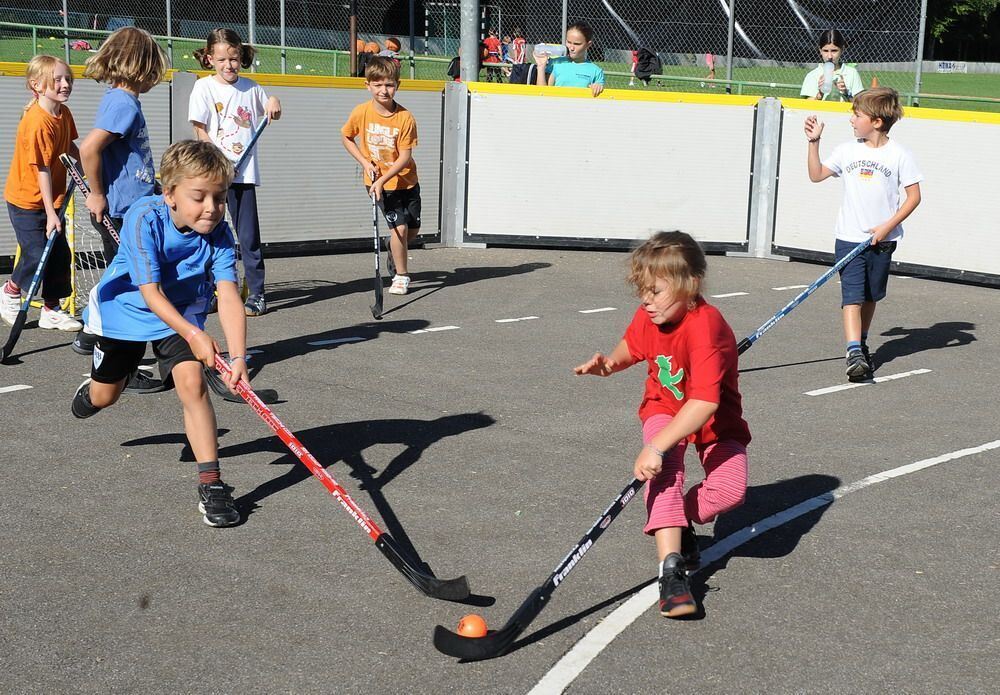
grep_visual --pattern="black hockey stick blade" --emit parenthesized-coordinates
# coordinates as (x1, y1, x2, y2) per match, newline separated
(204, 365, 279, 404)
(433, 587, 548, 660)
(737, 337, 751, 355)
(0, 311, 29, 364)
(376, 532, 470, 602)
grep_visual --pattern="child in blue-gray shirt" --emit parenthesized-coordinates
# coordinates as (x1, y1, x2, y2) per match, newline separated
(73, 26, 169, 391)
(72, 141, 248, 528)
(535, 22, 605, 97)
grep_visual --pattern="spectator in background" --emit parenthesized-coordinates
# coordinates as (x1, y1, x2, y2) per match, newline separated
(379, 37, 402, 69)
(801, 29, 864, 102)
(511, 28, 527, 64)
(629, 48, 638, 86)
(483, 29, 503, 82)
(537, 22, 605, 97)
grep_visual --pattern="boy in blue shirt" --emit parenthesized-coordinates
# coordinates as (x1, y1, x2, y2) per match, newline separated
(72, 140, 248, 527)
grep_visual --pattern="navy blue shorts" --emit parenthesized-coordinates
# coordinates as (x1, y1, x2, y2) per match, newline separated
(836, 238, 896, 306)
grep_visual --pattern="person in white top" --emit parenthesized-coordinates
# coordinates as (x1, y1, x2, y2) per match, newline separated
(189, 28, 281, 316)
(800, 29, 865, 103)
(804, 87, 923, 381)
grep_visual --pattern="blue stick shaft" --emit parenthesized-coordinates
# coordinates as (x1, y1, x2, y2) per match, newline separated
(737, 239, 872, 354)
(234, 116, 269, 174)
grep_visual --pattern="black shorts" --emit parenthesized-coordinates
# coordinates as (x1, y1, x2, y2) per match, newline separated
(369, 184, 421, 230)
(91, 334, 196, 384)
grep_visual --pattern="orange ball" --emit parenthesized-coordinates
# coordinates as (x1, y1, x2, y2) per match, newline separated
(456, 614, 488, 638)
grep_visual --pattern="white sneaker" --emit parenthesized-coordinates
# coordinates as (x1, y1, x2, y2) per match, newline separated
(388, 274, 411, 295)
(39, 307, 83, 331)
(1, 291, 21, 325)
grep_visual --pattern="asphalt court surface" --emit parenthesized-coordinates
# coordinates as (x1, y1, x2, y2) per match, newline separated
(2, 247, 997, 693)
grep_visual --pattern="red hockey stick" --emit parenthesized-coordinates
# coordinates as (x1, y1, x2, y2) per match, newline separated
(214, 355, 470, 601)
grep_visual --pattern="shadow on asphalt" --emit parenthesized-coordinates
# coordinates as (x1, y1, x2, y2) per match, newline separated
(245, 319, 432, 376)
(263, 262, 552, 314)
(739, 355, 842, 374)
(690, 472, 841, 613)
(874, 321, 976, 369)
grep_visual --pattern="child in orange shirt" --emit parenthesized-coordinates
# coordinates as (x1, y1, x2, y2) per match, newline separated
(341, 56, 421, 295)
(2, 56, 82, 331)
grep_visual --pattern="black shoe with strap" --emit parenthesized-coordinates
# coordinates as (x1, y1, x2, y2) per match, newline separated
(659, 552, 697, 618)
(198, 481, 240, 527)
(71, 378, 101, 419)
(845, 347, 870, 378)
(125, 369, 165, 394)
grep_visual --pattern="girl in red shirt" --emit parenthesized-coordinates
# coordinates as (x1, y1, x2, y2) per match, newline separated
(574, 231, 750, 618)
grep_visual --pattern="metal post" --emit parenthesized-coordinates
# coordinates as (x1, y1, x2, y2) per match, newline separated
(280, 0, 286, 74)
(913, 0, 928, 106)
(165, 0, 173, 64)
(725, 0, 735, 94)
(409, 0, 416, 79)
(459, 0, 479, 82)
(62, 0, 69, 64)
(561, 0, 568, 43)
(247, 0, 256, 72)
(349, 0, 358, 76)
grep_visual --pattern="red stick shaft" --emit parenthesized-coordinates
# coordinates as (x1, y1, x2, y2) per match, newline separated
(214, 355, 383, 541)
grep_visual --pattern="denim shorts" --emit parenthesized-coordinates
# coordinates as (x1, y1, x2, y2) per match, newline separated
(836, 238, 896, 306)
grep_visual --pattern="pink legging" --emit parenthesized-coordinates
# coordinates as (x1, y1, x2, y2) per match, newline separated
(642, 413, 748, 534)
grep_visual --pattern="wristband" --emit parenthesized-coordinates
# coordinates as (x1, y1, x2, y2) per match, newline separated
(185, 328, 202, 342)
(808, 136, 821, 143)
(646, 445, 666, 458)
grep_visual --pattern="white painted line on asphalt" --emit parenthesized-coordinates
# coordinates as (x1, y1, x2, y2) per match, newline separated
(307, 336, 367, 346)
(409, 325, 460, 334)
(579, 307, 617, 314)
(530, 439, 1000, 695)
(496, 316, 539, 323)
(710, 292, 749, 298)
(0, 384, 32, 394)
(772, 284, 809, 291)
(804, 368, 932, 396)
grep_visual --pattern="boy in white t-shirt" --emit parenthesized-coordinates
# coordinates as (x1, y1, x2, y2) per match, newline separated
(804, 87, 923, 381)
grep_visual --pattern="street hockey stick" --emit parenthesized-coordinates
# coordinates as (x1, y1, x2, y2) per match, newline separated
(736, 238, 871, 354)
(215, 354, 470, 601)
(234, 116, 268, 174)
(433, 477, 645, 660)
(59, 154, 120, 245)
(369, 189, 383, 319)
(1, 179, 77, 364)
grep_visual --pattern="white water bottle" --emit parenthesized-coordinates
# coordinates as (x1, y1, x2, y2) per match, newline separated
(533, 43, 567, 59)
(821, 60, 835, 96)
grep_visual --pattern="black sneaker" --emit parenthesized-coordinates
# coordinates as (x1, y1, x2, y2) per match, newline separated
(197, 481, 240, 527)
(845, 347, 870, 379)
(861, 343, 875, 373)
(72, 329, 98, 356)
(244, 295, 266, 317)
(681, 522, 701, 571)
(71, 378, 101, 419)
(658, 552, 697, 618)
(124, 369, 165, 394)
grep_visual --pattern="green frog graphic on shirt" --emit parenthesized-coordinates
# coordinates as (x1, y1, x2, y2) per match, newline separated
(656, 355, 684, 400)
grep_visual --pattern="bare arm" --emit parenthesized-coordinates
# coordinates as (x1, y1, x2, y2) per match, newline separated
(35, 166, 61, 234)
(804, 116, 834, 182)
(80, 128, 118, 217)
(191, 121, 211, 142)
(634, 399, 719, 481)
(870, 182, 922, 244)
(573, 339, 636, 376)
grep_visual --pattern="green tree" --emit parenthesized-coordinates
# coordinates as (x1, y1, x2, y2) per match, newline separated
(927, 0, 1000, 59)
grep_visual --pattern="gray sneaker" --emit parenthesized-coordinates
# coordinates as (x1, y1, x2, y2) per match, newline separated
(845, 347, 870, 378)
(244, 295, 266, 317)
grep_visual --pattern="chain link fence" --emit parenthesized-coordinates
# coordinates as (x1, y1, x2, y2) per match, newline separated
(0, 1, 942, 102)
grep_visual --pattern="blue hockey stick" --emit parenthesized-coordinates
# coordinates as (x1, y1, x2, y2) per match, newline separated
(737, 238, 872, 355)
(1, 178, 77, 363)
(234, 116, 269, 174)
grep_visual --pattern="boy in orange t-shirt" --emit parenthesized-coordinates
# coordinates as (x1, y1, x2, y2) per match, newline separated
(341, 56, 421, 295)
(3, 55, 82, 331)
